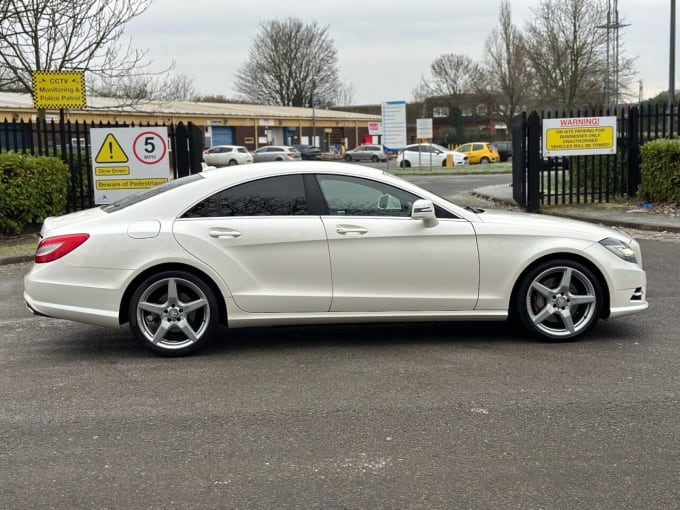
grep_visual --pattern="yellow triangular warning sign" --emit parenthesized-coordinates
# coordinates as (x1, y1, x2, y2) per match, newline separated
(95, 134, 128, 163)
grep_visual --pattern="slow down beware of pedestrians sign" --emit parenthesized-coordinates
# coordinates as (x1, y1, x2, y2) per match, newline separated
(90, 127, 171, 204)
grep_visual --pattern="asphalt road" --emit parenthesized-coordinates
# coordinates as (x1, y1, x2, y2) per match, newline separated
(2, 179, 680, 509)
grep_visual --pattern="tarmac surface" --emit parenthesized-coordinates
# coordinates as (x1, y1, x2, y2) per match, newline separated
(2, 183, 679, 266)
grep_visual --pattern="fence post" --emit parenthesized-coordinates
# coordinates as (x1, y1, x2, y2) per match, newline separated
(511, 112, 527, 209)
(627, 106, 641, 197)
(526, 111, 541, 212)
(174, 122, 190, 178)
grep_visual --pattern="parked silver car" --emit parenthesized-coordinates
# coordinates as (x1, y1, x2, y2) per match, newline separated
(344, 144, 388, 162)
(252, 145, 302, 162)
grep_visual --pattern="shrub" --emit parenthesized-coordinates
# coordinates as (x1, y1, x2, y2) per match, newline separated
(639, 138, 680, 204)
(0, 152, 69, 234)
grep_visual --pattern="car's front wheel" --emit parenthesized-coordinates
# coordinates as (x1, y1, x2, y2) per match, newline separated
(344, 154, 352, 161)
(400, 160, 411, 168)
(228, 159, 238, 166)
(515, 259, 602, 341)
(128, 271, 219, 356)
(480, 157, 490, 164)
(371, 155, 379, 162)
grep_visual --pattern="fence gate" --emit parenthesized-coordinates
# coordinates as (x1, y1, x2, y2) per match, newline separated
(511, 107, 643, 212)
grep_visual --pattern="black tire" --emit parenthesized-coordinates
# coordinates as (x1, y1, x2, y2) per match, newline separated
(344, 154, 352, 161)
(275, 157, 283, 161)
(400, 160, 411, 168)
(480, 157, 490, 164)
(228, 159, 238, 166)
(371, 155, 379, 162)
(128, 270, 219, 356)
(515, 259, 602, 341)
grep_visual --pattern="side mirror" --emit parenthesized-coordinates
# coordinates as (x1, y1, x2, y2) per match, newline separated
(411, 199, 439, 228)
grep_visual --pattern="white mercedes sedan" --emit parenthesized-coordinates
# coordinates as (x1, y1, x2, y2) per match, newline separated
(24, 162, 648, 356)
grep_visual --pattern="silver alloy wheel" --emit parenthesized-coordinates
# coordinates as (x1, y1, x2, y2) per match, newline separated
(523, 265, 598, 339)
(135, 276, 211, 351)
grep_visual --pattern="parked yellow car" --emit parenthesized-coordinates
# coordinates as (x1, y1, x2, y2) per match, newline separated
(454, 142, 500, 164)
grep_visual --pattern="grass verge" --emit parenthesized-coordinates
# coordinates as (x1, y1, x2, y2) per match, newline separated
(385, 161, 512, 176)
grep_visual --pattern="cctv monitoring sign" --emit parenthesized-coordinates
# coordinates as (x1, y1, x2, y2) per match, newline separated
(543, 116, 617, 157)
(91, 127, 171, 204)
(32, 70, 86, 109)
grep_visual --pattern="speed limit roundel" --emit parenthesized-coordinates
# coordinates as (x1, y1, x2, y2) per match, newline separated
(133, 130, 168, 165)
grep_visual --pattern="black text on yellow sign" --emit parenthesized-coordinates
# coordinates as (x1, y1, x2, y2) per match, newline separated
(95, 178, 168, 190)
(32, 70, 86, 109)
(95, 134, 129, 163)
(95, 167, 130, 176)
(545, 126, 614, 151)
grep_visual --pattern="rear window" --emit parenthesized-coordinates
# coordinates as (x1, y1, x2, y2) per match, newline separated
(102, 174, 203, 213)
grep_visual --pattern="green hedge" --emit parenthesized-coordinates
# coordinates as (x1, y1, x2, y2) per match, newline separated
(0, 152, 69, 234)
(639, 139, 680, 203)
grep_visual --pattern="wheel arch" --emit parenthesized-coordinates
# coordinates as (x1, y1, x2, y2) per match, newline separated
(119, 263, 228, 326)
(508, 253, 611, 320)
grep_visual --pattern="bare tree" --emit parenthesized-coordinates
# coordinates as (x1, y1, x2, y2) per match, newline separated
(0, 0, 170, 103)
(413, 54, 485, 101)
(234, 17, 341, 108)
(523, 0, 633, 111)
(484, 0, 531, 132)
(333, 81, 356, 107)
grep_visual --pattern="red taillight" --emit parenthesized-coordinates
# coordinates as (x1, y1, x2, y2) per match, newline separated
(35, 234, 90, 263)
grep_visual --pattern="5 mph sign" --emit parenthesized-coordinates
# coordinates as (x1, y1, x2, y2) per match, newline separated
(91, 127, 171, 204)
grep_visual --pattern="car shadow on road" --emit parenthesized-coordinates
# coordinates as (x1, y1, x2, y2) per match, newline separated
(30, 317, 642, 360)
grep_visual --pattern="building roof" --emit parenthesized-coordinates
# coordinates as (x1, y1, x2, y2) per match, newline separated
(0, 92, 380, 121)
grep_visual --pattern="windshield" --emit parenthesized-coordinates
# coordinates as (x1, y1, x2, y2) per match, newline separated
(102, 173, 204, 213)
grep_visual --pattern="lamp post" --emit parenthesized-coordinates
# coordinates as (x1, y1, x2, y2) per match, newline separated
(670, 0, 676, 112)
(311, 79, 316, 148)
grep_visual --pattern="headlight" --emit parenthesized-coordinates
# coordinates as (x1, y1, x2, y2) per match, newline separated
(600, 237, 637, 263)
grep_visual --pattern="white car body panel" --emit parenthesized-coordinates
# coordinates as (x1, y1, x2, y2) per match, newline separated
(322, 216, 479, 311)
(173, 216, 332, 313)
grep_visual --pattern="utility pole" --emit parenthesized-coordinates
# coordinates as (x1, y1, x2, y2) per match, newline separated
(670, 0, 676, 113)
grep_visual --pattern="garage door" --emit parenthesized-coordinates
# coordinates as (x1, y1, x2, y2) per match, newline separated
(212, 127, 234, 146)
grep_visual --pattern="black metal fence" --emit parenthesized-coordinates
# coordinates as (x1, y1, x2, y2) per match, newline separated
(1, 118, 204, 211)
(512, 104, 674, 212)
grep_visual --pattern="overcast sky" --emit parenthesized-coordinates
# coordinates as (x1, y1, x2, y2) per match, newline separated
(124, 0, 670, 105)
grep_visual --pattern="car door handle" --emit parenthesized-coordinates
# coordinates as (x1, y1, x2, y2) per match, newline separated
(208, 228, 242, 239)
(336, 225, 368, 235)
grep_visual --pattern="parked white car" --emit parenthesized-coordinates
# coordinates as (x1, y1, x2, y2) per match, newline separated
(397, 143, 468, 168)
(24, 162, 647, 356)
(202, 145, 253, 167)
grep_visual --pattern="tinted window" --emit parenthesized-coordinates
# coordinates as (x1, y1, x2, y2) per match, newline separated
(316, 174, 417, 217)
(182, 175, 308, 217)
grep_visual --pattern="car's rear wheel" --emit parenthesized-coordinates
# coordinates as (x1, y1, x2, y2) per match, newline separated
(480, 157, 490, 164)
(129, 271, 219, 356)
(515, 259, 602, 341)
(400, 160, 411, 168)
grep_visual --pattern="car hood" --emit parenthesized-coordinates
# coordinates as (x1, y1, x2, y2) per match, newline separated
(471, 208, 632, 243)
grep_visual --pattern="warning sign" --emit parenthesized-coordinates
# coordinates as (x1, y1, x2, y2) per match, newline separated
(543, 116, 617, 156)
(95, 134, 129, 163)
(90, 127, 170, 204)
